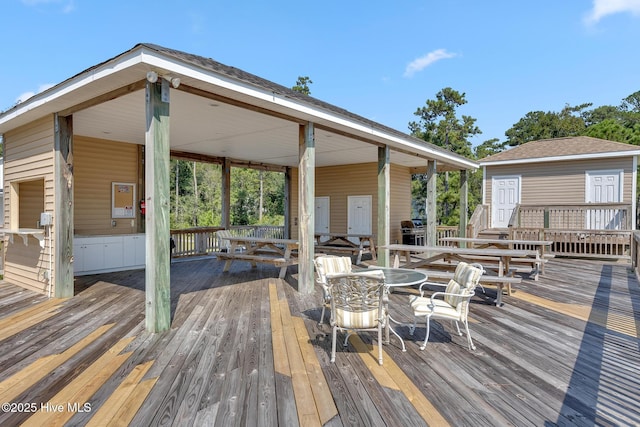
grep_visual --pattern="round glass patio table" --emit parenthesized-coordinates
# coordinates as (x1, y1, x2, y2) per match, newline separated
(366, 267, 428, 288)
(365, 267, 428, 352)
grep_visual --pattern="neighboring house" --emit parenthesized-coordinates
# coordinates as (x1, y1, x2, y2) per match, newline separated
(479, 136, 640, 230)
(0, 43, 476, 331)
(0, 157, 3, 223)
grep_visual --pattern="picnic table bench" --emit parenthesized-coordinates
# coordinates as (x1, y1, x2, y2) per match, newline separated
(381, 244, 544, 280)
(314, 232, 376, 264)
(440, 236, 554, 275)
(416, 269, 522, 306)
(216, 236, 298, 279)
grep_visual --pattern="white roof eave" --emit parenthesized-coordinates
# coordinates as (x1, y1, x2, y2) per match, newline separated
(479, 150, 640, 167)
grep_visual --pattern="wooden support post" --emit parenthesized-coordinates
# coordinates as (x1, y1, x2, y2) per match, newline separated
(145, 80, 171, 333)
(221, 157, 231, 230)
(459, 169, 468, 247)
(426, 160, 437, 247)
(54, 113, 74, 298)
(298, 123, 315, 294)
(284, 167, 291, 238)
(377, 146, 390, 267)
(137, 145, 145, 234)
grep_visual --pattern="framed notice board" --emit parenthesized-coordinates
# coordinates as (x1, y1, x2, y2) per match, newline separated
(112, 182, 136, 218)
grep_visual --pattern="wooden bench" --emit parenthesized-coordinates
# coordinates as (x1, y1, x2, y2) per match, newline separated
(216, 252, 297, 279)
(315, 233, 376, 264)
(217, 236, 299, 279)
(412, 258, 536, 279)
(315, 244, 374, 264)
(416, 269, 521, 306)
(432, 253, 546, 281)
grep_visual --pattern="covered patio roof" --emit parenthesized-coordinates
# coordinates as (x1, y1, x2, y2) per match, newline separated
(0, 43, 476, 172)
(0, 43, 479, 332)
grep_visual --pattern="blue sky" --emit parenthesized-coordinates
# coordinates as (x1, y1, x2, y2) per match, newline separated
(2, 0, 640, 147)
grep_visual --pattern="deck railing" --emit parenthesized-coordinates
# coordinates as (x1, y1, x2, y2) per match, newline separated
(467, 204, 488, 238)
(170, 225, 285, 257)
(436, 226, 459, 244)
(170, 227, 222, 257)
(510, 203, 633, 230)
(511, 227, 631, 259)
(632, 231, 640, 277)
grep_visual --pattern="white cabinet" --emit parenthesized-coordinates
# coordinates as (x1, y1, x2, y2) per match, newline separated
(74, 234, 145, 275)
(83, 242, 106, 272)
(123, 235, 145, 267)
(103, 236, 124, 270)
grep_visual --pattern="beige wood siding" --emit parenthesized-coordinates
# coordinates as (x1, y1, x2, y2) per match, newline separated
(485, 157, 635, 205)
(3, 117, 54, 294)
(74, 136, 140, 235)
(289, 162, 411, 244)
(18, 179, 45, 228)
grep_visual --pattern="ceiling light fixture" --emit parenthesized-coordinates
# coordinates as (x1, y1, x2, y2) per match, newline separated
(146, 71, 158, 83)
(163, 75, 181, 88)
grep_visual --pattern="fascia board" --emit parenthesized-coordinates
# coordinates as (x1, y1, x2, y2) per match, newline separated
(479, 150, 640, 166)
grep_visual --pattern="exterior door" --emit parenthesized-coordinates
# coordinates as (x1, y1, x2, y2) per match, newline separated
(314, 197, 330, 234)
(586, 170, 622, 229)
(491, 176, 520, 228)
(348, 195, 372, 243)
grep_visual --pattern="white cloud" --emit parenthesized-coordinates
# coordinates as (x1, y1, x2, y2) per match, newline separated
(188, 12, 206, 34)
(22, 0, 75, 13)
(15, 84, 54, 104)
(584, 0, 640, 24)
(16, 92, 36, 104)
(403, 49, 456, 78)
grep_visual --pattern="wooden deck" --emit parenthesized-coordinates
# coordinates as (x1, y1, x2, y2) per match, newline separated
(0, 256, 639, 426)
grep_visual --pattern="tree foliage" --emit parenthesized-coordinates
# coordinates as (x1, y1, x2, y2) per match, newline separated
(409, 88, 482, 225)
(409, 87, 481, 157)
(504, 103, 591, 147)
(169, 160, 284, 229)
(500, 92, 640, 150)
(292, 76, 313, 95)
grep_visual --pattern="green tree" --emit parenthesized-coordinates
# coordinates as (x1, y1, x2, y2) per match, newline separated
(409, 87, 480, 157)
(168, 159, 285, 229)
(585, 119, 640, 145)
(474, 138, 505, 159)
(292, 76, 313, 95)
(409, 88, 481, 225)
(621, 90, 640, 113)
(504, 103, 590, 147)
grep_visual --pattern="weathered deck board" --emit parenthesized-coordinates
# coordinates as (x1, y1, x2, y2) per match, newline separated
(0, 257, 638, 426)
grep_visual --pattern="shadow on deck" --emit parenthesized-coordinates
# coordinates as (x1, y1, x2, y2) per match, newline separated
(0, 256, 638, 426)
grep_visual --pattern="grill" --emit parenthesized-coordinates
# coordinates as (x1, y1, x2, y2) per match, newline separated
(401, 219, 426, 245)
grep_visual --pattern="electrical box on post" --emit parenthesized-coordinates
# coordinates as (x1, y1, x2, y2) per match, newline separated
(40, 212, 53, 226)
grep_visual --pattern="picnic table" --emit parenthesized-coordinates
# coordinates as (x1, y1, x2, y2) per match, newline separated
(314, 232, 376, 264)
(440, 237, 553, 275)
(380, 243, 544, 280)
(217, 236, 298, 279)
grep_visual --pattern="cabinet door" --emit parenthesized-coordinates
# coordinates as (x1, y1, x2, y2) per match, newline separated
(83, 244, 104, 271)
(133, 235, 145, 265)
(73, 244, 84, 273)
(123, 235, 145, 267)
(103, 238, 124, 269)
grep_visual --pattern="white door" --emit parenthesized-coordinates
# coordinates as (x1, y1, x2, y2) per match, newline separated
(348, 195, 372, 243)
(491, 176, 520, 228)
(315, 197, 330, 235)
(586, 170, 622, 229)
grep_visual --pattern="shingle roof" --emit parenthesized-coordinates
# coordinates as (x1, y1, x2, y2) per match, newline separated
(138, 43, 465, 164)
(480, 136, 640, 164)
